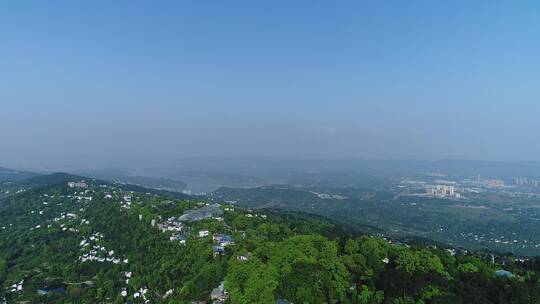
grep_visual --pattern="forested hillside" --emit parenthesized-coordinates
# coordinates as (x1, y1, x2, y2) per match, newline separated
(1, 174, 539, 303)
(213, 185, 540, 256)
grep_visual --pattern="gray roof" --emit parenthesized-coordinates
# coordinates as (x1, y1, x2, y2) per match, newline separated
(495, 270, 514, 278)
(179, 204, 223, 222)
(210, 288, 224, 299)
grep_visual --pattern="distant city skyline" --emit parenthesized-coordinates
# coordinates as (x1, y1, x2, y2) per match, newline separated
(2, 1, 540, 168)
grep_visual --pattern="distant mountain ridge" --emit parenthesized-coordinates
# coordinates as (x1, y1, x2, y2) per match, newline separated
(145, 157, 540, 180)
(0, 167, 39, 181)
(22, 172, 194, 200)
(70, 169, 187, 193)
(7, 158, 540, 193)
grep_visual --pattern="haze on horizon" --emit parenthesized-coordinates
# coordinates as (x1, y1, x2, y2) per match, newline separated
(2, 1, 540, 170)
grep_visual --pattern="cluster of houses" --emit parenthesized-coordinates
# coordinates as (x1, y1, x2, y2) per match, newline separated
(311, 191, 348, 200)
(155, 216, 188, 245)
(18, 189, 99, 238)
(153, 203, 231, 247)
(237, 208, 267, 220)
(119, 272, 133, 299)
(170, 234, 187, 244)
(78, 232, 128, 264)
(120, 271, 169, 302)
(67, 181, 88, 189)
(158, 217, 185, 233)
(121, 195, 132, 210)
(458, 230, 540, 251)
(67, 193, 94, 202)
(212, 234, 234, 256)
(50, 211, 82, 233)
(8, 279, 24, 293)
(53, 212, 78, 223)
(151, 205, 235, 255)
(133, 286, 150, 302)
(1, 187, 25, 196)
(51, 208, 90, 233)
(213, 234, 233, 246)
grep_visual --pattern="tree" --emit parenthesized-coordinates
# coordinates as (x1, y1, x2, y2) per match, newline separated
(395, 249, 450, 279)
(357, 285, 384, 304)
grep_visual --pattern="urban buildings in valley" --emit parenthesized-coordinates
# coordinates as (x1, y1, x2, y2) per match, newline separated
(428, 185, 461, 199)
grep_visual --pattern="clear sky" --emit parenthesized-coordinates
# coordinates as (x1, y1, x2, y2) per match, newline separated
(1, 1, 540, 168)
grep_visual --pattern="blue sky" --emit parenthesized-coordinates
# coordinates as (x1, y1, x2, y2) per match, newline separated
(1, 1, 540, 168)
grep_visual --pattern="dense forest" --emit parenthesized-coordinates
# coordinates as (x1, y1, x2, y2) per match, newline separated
(1, 174, 539, 303)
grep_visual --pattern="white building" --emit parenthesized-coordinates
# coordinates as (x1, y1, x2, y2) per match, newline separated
(429, 185, 461, 199)
(199, 229, 209, 238)
(68, 181, 88, 189)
